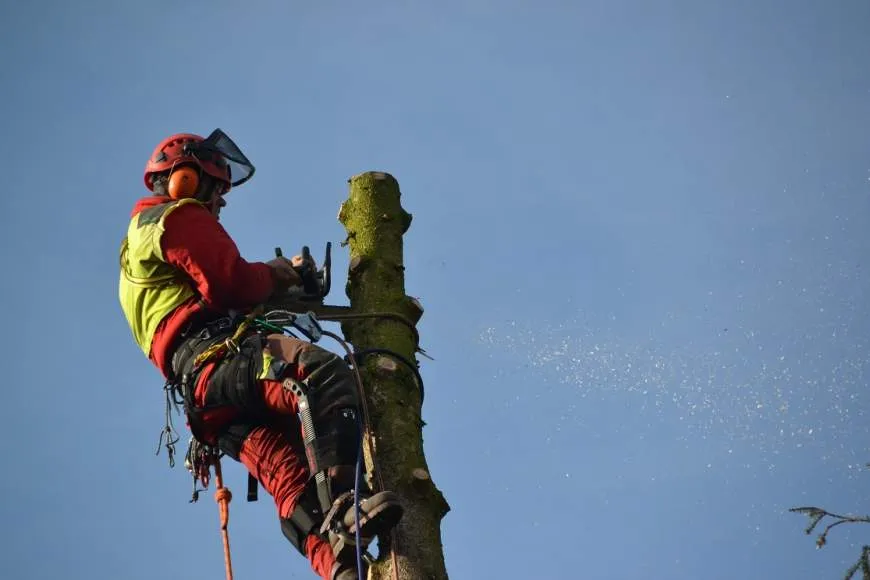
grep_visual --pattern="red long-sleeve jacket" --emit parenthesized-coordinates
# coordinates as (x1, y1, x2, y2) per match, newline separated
(129, 196, 275, 377)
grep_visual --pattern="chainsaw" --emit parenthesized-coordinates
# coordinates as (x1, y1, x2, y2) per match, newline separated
(274, 242, 332, 303)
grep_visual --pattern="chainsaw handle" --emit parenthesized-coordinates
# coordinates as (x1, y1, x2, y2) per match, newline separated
(273, 243, 331, 300)
(296, 246, 319, 295)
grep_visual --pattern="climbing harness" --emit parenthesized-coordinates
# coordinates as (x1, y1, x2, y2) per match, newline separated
(192, 305, 264, 370)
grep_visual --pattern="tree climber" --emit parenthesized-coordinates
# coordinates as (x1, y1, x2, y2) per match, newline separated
(118, 129, 403, 580)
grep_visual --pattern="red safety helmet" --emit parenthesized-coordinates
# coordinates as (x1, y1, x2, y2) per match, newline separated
(143, 129, 255, 196)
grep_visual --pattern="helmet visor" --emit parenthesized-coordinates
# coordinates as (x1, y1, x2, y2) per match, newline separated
(191, 129, 256, 188)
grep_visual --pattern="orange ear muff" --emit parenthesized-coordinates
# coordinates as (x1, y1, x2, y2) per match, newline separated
(167, 166, 200, 199)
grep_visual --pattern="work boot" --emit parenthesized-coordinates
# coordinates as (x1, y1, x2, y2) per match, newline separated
(320, 490, 404, 562)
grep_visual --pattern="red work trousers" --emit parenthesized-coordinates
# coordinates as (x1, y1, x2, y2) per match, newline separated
(195, 334, 343, 579)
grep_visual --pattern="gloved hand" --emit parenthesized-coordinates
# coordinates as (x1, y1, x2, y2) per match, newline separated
(267, 256, 303, 295)
(290, 253, 320, 294)
(290, 253, 317, 271)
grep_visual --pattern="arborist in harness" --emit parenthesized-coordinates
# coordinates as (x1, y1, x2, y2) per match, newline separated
(118, 129, 404, 580)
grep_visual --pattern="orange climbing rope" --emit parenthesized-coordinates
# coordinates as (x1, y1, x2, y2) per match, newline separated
(212, 456, 235, 580)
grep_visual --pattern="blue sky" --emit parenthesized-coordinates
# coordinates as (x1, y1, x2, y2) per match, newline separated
(2, 1, 869, 579)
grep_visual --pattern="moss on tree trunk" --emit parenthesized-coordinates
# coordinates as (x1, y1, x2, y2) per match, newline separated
(338, 171, 450, 580)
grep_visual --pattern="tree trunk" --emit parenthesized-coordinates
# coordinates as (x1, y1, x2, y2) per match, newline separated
(337, 171, 450, 580)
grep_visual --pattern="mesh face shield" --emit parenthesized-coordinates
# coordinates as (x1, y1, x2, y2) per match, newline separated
(186, 129, 256, 189)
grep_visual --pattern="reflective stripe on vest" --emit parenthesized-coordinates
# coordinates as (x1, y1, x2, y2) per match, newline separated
(118, 198, 203, 355)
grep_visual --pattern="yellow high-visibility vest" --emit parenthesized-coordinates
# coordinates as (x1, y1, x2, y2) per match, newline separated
(118, 198, 203, 355)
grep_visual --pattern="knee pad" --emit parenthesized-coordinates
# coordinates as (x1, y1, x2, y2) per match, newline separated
(296, 348, 359, 412)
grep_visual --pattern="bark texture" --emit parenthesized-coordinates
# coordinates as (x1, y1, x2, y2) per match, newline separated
(337, 171, 450, 580)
